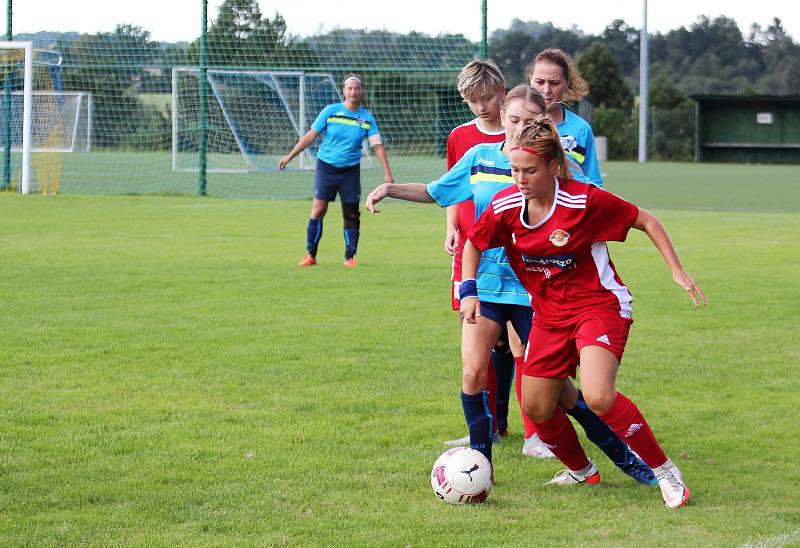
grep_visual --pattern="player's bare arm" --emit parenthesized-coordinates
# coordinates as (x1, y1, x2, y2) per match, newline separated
(444, 206, 460, 255)
(365, 183, 433, 213)
(633, 207, 707, 307)
(278, 128, 320, 170)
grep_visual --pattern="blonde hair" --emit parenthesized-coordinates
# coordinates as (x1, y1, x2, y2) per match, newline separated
(457, 60, 505, 102)
(502, 84, 546, 114)
(510, 119, 572, 180)
(526, 48, 589, 104)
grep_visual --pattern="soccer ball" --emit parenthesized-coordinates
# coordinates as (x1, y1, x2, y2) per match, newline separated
(430, 447, 493, 504)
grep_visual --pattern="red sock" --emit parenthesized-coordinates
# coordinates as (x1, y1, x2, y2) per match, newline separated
(514, 357, 537, 438)
(486, 358, 498, 434)
(534, 408, 589, 471)
(598, 392, 668, 468)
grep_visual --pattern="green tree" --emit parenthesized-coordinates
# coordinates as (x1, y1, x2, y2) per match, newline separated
(204, 0, 288, 66)
(599, 19, 640, 76)
(576, 41, 633, 109)
(648, 74, 694, 161)
(489, 20, 591, 85)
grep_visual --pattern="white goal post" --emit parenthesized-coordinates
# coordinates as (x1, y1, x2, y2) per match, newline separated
(0, 41, 33, 194)
(3, 90, 93, 153)
(172, 68, 371, 173)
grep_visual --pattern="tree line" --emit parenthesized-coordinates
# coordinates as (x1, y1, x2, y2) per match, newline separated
(13, 0, 798, 160)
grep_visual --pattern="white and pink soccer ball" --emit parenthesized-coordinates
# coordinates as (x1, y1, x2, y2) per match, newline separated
(430, 447, 493, 504)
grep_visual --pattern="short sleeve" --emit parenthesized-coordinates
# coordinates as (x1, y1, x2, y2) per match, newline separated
(366, 112, 380, 137)
(446, 133, 457, 170)
(426, 148, 476, 207)
(581, 126, 603, 187)
(584, 186, 639, 242)
(311, 105, 331, 133)
(466, 202, 509, 251)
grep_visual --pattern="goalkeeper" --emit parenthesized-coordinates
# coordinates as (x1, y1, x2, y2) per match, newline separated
(279, 74, 394, 267)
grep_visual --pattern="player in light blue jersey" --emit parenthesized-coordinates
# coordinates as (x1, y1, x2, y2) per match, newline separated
(528, 48, 603, 187)
(279, 74, 394, 267)
(365, 86, 655, 485)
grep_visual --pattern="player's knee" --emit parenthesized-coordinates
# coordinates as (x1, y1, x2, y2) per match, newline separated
(342, 202, 360, 229)
(492, 340, 509, 353)
(461, 369, 485, 394)
(557, 382, 579, 410)
(521, 395, 555, 423)
(582, 390, 616, 415)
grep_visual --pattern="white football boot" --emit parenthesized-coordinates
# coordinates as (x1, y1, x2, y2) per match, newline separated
(653, 458, 691, 508)
(522, 433, 555, 458)
(547, 460, 601, 485)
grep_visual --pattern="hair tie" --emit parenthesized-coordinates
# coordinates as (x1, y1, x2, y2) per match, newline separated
(510, 146, 553, 161)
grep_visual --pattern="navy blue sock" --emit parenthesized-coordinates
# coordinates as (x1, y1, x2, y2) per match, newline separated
(306, 218, 323, 256)
(490, 348, 515, 434)
(565, 390, 630, 466)
(461, 390, 493, 463)
(343, 227, 359, 259)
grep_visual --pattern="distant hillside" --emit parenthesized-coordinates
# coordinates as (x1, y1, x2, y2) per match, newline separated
(13, 31, 82, 49)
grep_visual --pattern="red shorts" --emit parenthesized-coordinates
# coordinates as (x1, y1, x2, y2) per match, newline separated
(522, 311, 632, 379)
(451, 245, 463, 311)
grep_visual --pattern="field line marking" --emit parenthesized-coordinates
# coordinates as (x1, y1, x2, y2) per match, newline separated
(742, 528, 800, 548)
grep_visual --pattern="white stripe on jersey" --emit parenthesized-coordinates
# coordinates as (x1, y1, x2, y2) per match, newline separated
(556, 190, 587, 203)
(492, 192, 524, 214)
(555, 190, 587, 209)
(590, 242, 633, 319)
(555, 200, 587, 209)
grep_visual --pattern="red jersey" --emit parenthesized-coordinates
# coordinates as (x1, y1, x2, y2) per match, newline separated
(446, 119, 506, 281)
(467, 179, 640, 328)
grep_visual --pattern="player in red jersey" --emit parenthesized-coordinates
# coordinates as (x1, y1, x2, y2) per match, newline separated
(461, 119, 706, 508)
(442, 60, 514, 448)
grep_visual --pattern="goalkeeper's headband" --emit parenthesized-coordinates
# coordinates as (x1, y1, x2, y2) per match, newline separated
(344, 76, 363, 85)
(509, 146, 553, 162)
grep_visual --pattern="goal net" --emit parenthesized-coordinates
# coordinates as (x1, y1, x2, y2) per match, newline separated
(2, 91, 92, 153)
(0, 44, 91, 194)
(172, 69, 346, 173)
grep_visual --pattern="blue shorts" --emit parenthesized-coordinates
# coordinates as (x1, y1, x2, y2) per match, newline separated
(313, 159, 361, 203)
(478, 301, 533, 345)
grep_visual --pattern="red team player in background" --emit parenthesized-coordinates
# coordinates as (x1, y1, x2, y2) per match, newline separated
(441, 60, 513, 447)
(460, 119, 706, 508)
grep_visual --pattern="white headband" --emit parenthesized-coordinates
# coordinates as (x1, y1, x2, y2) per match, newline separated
(344, 76, 362, 85)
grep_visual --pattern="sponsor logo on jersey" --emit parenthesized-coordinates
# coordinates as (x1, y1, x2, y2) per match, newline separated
(519, 252, 576, 278)
(561, 135, 578, 152)
(477, 158, 495, 167)
(560, 135, 587, 164)
(549, 229, 570, 247)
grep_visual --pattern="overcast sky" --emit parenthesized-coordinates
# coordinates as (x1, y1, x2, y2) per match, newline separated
(14, 0, 798, 43)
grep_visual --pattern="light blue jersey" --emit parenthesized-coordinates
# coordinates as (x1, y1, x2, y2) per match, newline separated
(557, 108, 603, 187)
(312, 103, 380, 168)
(427, 142, 530, 307)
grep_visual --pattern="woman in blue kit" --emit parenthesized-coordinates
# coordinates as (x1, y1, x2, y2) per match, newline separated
(528, 48, 602, 187)
(279, 74, 394, 267)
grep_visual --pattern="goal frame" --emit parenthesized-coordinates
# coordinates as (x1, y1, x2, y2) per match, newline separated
(171, 68, 371, 173)
(1, 41, 33, 194)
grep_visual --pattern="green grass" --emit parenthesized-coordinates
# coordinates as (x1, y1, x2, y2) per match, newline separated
(7, 146, 800, 206)
(1, 164, 800, 545)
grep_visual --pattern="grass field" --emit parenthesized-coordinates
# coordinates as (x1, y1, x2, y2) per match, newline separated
(1, 163, 800, 545)
(7, 149, 800, 207)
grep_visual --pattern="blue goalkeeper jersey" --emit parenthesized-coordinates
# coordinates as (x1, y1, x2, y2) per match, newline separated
(557, 107, 603, 187)
(311, 103, 380, 168)
(426, 142, 530, 307)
